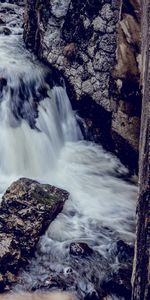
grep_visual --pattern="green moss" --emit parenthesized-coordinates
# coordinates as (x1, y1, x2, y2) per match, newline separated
(29, 184, 62, 206)
(37, 194, 59, 206)
(32, 192, 59, 206)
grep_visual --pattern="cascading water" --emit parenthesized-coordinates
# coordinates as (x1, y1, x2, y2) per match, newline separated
(0, 34, 82, 196)
(0, 2, 137, 300)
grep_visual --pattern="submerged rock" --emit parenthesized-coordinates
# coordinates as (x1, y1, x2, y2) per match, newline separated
(0, 78, 7, 94)
(84, 290, 100, 300)
(102, 267, 132, 300)
(0, 178, 68, 291)
(0, 17, 5, 25)
(14, 234, 134, 299)
(70, 242, 93, 257)
(0, 27, 11, 35)
(109, 240, 134, 264)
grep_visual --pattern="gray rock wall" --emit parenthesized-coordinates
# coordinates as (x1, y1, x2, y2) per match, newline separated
(24, 0, 141, 171)
(24, 0, 120, 110)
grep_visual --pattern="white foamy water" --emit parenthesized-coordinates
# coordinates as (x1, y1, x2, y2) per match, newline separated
(0, 56, 137, 244)
(0, 12, 137, 298)
(0, 32, 137, 250)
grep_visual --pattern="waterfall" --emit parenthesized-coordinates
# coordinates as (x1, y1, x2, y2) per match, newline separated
(0, 36, 82, 193)
(0, 23, 137, 299)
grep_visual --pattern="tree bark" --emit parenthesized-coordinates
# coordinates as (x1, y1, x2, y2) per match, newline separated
(132, 1, 150, 299)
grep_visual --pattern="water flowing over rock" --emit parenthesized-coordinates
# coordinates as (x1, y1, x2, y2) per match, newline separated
(24, 0, 120, 110)
(0, 178, 68, 291)
(24, 0, 141, 172)
(0, 1, 138, 299)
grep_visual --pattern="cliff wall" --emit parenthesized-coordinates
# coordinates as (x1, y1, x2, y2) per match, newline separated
(24, 0, 141, 171)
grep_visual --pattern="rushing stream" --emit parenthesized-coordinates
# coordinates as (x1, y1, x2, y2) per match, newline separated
(0, 2, 137, 300)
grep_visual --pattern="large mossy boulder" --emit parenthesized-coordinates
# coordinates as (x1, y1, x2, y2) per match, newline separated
(0, 178, 69, 291)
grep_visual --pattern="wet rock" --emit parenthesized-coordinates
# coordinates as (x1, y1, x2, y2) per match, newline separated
(67, 250, 111, 298)
(16, 241, 111, 299)
(0, 17, 5, 25)
(23, 0, 141, 173)
(109, 240, 134, 263)
(70, 242, 93, 257)
(29, 274, 66, 292)
(84, 290, 100, 300)
(0, 178, 68, 290)
(0, 27, 11, 35)
(0, 274, 5, 292)
(102, 240, 133, 298)
(116, 240, 134, 263)
(24, 0, 120, 111)
(102, 267, 132, 300)
(3, 27, 11, 35)
(0, 233, 20, 274)
(0, 78, 7, 94)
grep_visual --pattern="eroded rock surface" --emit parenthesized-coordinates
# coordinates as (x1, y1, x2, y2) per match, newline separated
(24, 0, 141, 172)
(24, 0, 120, 110)
(0, 178, 68, 291)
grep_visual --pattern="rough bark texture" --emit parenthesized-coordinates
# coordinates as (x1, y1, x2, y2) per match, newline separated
(23, 0, 141, 172)
(0, 178, 68, 292)
(132, 0, 150, 299)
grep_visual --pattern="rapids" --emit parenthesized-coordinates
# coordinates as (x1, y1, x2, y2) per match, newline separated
(0, 2, 137, 299)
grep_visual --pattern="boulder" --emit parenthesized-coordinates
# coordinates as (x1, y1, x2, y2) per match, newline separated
(70, 242, 93, 257)
(0, 18, 5, 25)
(0, 27, 11, 35)
(101, 267, 132, 300)
(109, 240, 134, 263)
(0, 178, 69, 291)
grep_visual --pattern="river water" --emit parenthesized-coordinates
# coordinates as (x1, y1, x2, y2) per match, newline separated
(0, 2, 137, 300)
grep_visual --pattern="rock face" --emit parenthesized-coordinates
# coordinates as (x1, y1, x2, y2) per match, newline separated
(110, 0, 141, 165)
(24, 0, 141, 171)
(24, 0, 120, 110)
(0, 178, 68, 291)
(131, 1, 150, 299)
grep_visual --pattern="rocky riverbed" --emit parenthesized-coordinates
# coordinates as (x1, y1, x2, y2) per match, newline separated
(24, 0, 141, 173)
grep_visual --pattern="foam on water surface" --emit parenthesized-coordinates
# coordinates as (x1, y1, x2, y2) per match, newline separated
(0, 8, 137, 298)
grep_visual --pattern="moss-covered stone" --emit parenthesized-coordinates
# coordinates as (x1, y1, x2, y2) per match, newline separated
(0, 178, 69, 291)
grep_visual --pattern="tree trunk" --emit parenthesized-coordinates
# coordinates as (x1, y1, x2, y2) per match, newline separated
(132, 1, 150, 299)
